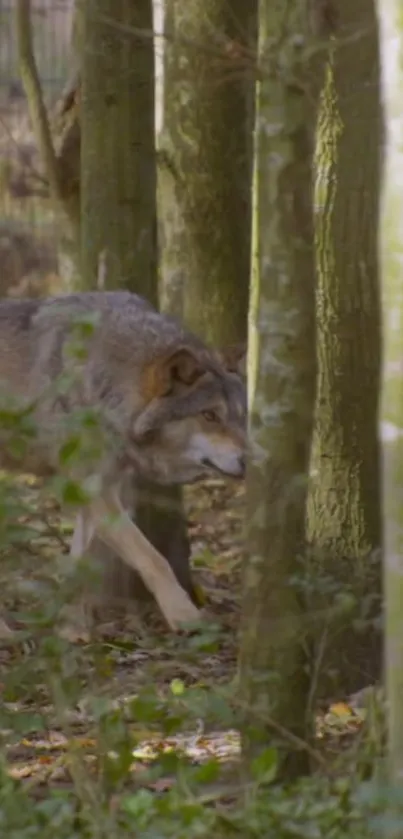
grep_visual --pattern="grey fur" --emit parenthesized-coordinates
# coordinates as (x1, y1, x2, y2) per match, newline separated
(0, 292, 246, 632)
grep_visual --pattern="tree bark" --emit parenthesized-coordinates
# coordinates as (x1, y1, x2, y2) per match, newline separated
(80, 0, 194, 606)
(81, 0, 157, 298)
(378, 0, 403, 788)
(307, 0, 383, 698)
(156, 0, 257, 610)
(238, 1, 321, 779)
(160, 0, 257, 346)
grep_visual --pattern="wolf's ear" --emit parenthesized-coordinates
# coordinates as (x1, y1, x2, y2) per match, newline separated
(141, 348, 204, 400)
(218, 343, 247, 378)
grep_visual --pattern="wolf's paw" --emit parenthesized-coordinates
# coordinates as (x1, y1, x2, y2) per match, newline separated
(58, 623, 91, 644)
(163, 594, 202, 632)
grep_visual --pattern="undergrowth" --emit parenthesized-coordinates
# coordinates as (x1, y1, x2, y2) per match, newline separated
(0, 313, 393, 839)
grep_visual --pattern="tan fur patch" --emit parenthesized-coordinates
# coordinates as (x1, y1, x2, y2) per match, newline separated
(141, 359, 170, 402)
(141, 348, 204, 401)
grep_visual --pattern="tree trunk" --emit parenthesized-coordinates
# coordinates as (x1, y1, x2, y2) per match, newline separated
(81, 0, 157, 298)
(80, 0, 194, 607)
(238, 1, 321, 779)
(156, 0, 257, 610)
(307, 0, 383, 698)
(160, 0, 257, 346)
(378, 0, 403, 787)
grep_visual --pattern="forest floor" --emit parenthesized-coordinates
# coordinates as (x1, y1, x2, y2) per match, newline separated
(0, 473, 374, 798)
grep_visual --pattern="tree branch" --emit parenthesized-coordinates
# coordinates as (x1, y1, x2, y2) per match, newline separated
(15, 0, 63, 207)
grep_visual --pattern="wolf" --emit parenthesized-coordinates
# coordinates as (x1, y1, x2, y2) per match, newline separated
(0, 292, 246, 632)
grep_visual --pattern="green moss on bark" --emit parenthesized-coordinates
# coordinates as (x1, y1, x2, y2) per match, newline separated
(238, 1, 322, 779)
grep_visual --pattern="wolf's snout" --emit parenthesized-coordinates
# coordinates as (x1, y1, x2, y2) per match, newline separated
(202, 454, 245, 479)
(234, 454, 245, 478)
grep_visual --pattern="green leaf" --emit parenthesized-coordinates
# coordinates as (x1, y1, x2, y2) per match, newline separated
(122, 789, 154, 820)
(193, 758, 221, 784)
(129, 690, 162, 723)
(58, 436, 81, 465)
(60, 479, 90, 506)
(171, 678, 185, 696)
(251, 747, 278, 783)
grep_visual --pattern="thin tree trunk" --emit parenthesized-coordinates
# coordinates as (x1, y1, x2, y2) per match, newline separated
(238, 0, 322, 779)
(378, 0, 403, 787)
(307, 0, 383, 698)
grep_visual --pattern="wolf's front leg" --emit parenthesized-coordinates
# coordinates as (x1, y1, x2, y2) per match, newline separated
(88, 488, 201, 631)
(70, 509, 95, 559)
(58, 510, 98, 643)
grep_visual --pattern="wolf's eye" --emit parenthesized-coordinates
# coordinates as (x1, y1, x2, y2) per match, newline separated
(202, 410, 218, 423)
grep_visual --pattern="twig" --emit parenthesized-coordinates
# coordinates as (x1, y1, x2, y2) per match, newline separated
(95, 13, 374, 68)
(96, 250, 107, 290)
(0, 113, 46, 185)
(264, 712, 330, 772)
(15, 0, 63, 208)
(306, 623, 329, 719)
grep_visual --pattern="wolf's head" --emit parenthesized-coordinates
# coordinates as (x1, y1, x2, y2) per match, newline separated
(126, 346, 246, 485)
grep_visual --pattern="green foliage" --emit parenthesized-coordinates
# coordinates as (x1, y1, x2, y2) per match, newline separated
(0, 310, 392, 839)
(0, 731, 392, 839)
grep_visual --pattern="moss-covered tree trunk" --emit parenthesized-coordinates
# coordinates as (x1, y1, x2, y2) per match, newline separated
(80, 0, 194, 605)
(160, 0, 257, 346)
(307, 0, 382, 697)
(378, 0, 403, 786)
(238, 1, 321, 779)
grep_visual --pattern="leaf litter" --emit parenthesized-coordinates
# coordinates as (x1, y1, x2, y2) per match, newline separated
(0, 473, 370, 794)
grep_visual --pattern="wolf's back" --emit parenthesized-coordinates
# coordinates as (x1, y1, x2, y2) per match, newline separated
(0, 291, 206, 404)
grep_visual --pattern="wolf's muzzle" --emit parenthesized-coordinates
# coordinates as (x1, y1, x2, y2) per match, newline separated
(201, 455, 245, 479)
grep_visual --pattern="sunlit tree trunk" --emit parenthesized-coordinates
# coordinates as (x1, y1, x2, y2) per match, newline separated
(238, 0, 322, 779)
(377, 0, 403, 788)
(307, 0, 382, 698)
